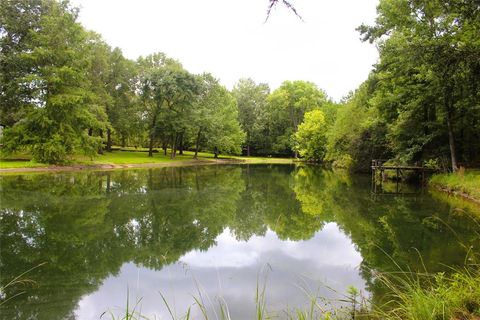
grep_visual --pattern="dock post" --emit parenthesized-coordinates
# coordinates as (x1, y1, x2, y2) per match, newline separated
(396, 168, 399, 193)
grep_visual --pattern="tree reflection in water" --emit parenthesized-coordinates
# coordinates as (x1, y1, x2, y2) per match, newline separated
(1, 165, 478, 319)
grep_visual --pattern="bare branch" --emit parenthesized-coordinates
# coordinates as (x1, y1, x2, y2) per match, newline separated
(265, 0, 303, 22)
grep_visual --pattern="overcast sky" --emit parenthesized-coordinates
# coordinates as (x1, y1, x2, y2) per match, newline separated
(71, 0, 379, 101)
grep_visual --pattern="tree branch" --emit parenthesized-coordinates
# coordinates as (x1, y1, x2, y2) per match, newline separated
(266, 0, 303, 22)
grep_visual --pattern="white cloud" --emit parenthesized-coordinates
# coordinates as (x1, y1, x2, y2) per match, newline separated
(71, 0, 379, 101)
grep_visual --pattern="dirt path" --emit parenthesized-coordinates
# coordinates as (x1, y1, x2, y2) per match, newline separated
(0, 159, 245, 174)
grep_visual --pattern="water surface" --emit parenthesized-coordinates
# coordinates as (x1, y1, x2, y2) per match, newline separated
(1, 165, 479, 319)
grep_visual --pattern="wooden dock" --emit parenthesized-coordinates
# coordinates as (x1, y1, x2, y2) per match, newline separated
(371, 159, 435, 194)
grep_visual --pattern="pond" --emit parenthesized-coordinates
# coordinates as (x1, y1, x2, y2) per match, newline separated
(1, 164, 479, 319)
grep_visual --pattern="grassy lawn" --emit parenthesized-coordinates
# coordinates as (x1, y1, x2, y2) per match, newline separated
(0, 152, 47, 168)
(430, 169, 480, 201)
(0, 149, 294, 169)
(0, 159, 48, 169)
(91, 150, 294, 165)
(91, 150, 200, 165)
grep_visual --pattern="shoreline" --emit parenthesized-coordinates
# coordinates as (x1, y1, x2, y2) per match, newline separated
(430, 184, 480, 205)
(0, 158, 295, 174)
(428, 171, 480, 205)
(0, 159, 235, 174)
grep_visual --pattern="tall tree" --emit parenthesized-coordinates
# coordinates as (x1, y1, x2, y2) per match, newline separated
(326, 79, 389, 171)
(192, 74, 245, 159)
(294, 109, 328, 161)
(0, 0, 43, 128)
(106, 48, 139, 149)
(85, 32, 113, 154)
(1, 0, 107, 163)
(267, 80, 328, 157)
(137, 53, 197, 157)
(232, 78, 270, 156)
(359, 0, 480, 171)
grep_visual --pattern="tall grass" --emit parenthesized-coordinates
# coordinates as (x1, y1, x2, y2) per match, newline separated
(0, 262, 46, 306)
(104, 274, 367, 320)
(101, 288, 150, 320)
(103, 250, 480, 320)
(430, 169, 480, 201)
(372, 267, 480, 319)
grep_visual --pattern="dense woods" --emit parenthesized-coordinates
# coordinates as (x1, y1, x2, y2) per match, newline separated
(1, 0, 479, 171)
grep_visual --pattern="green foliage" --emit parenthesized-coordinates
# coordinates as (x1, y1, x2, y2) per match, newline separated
(326, 82, 389, 172)
(106, 48, 140, 147)
(1, 165, 480, 318)
(0, 0, 42, 127)
(430, 170, 480, 201)
(194, 74, 245, 157)
(322, 0, 480, 171)
(357, 0, 480, 170)
(232, 78, 270, 155)
(2, 0, 479, 169)
(295, 109, 327, 161)
(374, 268, 480, 320)
(1, 0, 107, 163)
(266, 81, 328, 156)
(137, 53, 198, 156)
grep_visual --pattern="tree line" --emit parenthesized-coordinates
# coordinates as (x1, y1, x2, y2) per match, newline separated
(1, 0, 479, 171)
(0, 0, 248, 163)
(0, 0, 335, 163)
(293, 0, 479, 172)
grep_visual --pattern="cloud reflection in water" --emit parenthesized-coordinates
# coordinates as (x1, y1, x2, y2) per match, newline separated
(76, 222, 365, 319)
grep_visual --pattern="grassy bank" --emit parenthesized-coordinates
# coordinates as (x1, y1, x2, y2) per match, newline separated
(0, 149, 294, 171)
(429, 170, 480, 203)
(368, 269, 480, 320)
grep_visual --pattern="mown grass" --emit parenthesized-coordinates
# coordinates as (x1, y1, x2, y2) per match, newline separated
(0, 159, 47, 168)
(91, 150, 199, 164)
(0, 148, 293, 169)
(430, 169, 480, 202)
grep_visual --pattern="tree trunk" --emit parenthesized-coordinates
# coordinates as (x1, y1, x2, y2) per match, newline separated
(106, 128, 112, 152)
(446, 110, 458, 172)
(178, 132, 184, 155)
(98, 129, 104, 155)
(121, 135, 126, 148)
(194, 129, 202, 159)
(148, 136, 154, 157)
(247, 144, 250, 157)
(444, 85, 458, 172)
(148, 115, 157, 157)
(162, 142, 167, 156)
(170, 134, 177, 159)
(214, 146, 219, 159)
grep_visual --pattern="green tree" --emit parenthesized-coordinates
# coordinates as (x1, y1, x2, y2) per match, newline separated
(267, 80, 328, 157)
(358, 0, 480, 171)
(192, 74, 245, 158)
(85, 32, 113, 154)
(1, 0, 107, 163)
(0, 0, 45, 128)
(294, 109, 328, 161)
(137, 53, 197, 157)
(326, 80, 390, 171)
(232, 78, 270, 156)
(106, 48, 140, 149)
